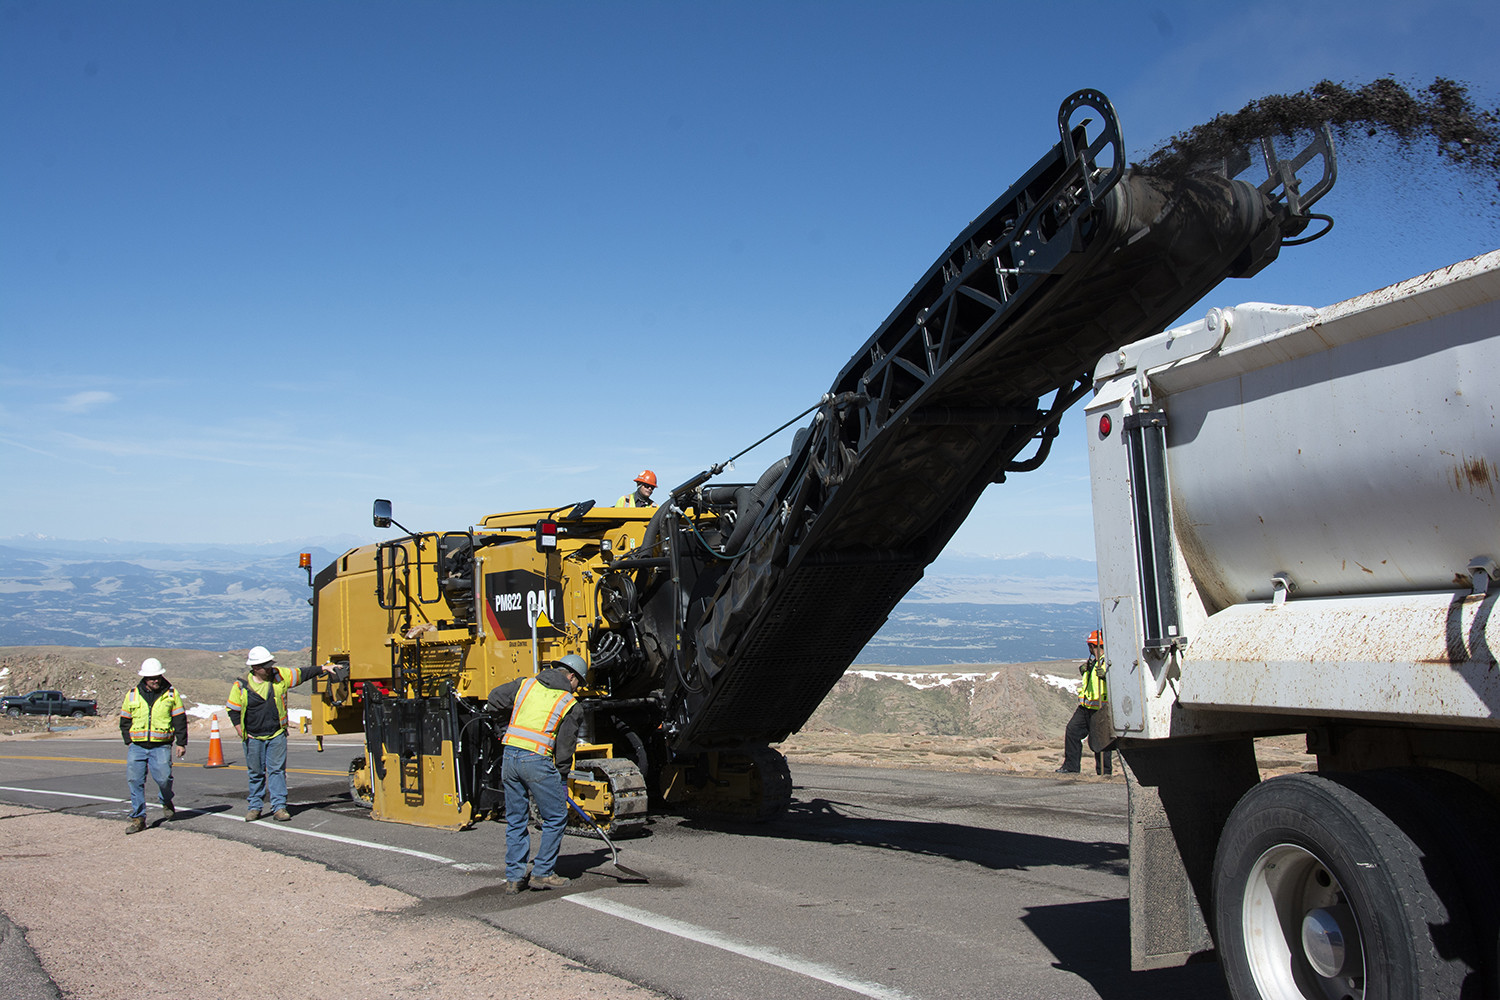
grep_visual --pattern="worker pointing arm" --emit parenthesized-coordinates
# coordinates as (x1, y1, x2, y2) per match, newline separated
(224, 646, 335, 822)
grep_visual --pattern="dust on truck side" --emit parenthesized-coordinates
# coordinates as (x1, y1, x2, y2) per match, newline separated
(303, 90, 1338, 842)
(1088, 250, 1500, 998)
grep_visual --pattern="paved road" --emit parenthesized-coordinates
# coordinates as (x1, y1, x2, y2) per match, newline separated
(0, 736, 1229, 999)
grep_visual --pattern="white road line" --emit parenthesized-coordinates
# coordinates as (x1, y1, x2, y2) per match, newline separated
(0, 786, 120, 803)
(0, 786, 458, 866)
(565, 894, 920, 1000)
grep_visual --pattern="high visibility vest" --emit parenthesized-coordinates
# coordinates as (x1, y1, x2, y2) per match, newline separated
(502, 678, 576, 757)
(616, 492, 654, 508)
(121, 686, 185, 743)
(1079, 654, 1107, 710)
(227, 671, 295, 739)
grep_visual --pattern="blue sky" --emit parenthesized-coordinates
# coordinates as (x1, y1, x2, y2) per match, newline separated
(3, 0, 1497, 559)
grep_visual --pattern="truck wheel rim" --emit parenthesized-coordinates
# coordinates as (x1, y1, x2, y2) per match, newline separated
(1242, 843, 1365, 1000)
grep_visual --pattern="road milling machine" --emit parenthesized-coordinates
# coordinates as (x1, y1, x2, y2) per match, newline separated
(306, 90, 1337, 833)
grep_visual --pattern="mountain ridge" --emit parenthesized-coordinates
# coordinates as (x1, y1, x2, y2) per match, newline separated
(0, 538, 1101, 662)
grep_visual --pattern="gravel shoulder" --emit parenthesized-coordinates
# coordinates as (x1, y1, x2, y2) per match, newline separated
(0, 721, 665, 1000)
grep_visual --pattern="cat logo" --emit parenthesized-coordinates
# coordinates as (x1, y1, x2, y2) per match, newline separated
(483, 570, 562, 640)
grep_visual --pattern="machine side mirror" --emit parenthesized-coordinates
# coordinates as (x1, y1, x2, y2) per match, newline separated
(565, 500, 595, 520)
(373, 499, 393, 528)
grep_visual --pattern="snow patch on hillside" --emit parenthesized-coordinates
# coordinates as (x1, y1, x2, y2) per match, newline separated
(847, 669, 1005, 690)
(1032, 672, 1081, 696)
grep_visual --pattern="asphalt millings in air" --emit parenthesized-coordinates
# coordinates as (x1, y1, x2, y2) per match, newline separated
(1140, 76, 1500, 194)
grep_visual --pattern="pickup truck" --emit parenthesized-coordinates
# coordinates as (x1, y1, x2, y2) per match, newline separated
(1, 690, 99, 718)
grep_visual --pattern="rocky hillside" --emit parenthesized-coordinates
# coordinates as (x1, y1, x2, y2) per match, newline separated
(0, 645, 313, 724)
(1, 645, 1083, 743)
(804, 662, 1081, 743)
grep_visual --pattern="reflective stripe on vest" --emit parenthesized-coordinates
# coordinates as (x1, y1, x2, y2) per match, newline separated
(1079, 655, 1107, 710)
(502, 678, 576, 757)
(122, 687, 184, 743)
(227, 673, 292, 738)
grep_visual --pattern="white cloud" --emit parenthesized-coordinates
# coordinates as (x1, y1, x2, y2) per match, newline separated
(57, 391, 118, 414)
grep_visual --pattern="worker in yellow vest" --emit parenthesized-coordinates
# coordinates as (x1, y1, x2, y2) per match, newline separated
(226, 646, 335, 822)
(615, 469, 657, 507)
(120, 657, 187, 834)
(487, 655, 587, 894)
(1057, 629, 1111, 775)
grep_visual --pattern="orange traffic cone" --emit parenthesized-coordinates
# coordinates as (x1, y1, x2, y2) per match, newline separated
(205, 714, 228, 768)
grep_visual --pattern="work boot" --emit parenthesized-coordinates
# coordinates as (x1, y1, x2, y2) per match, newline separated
(125, 816, 146, 835)
(160, 805, 175, 822)
(1054, 766, 1079, 774)
(503, 879, 527, 895)
(529, 873, 570, 889)
(272, 808, 292, 822)
(245, 809, 262, 822)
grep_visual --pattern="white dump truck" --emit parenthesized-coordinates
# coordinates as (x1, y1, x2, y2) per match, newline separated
(1086, 249, 1500, 999)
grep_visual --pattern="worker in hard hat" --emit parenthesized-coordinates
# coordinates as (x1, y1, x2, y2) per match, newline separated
(616, 470, 657, 508)
(120, 657, 187, 834)
(487, 654, 588, 893)
(225, 646, 336, 822)
(1057, 629, 1112, 775)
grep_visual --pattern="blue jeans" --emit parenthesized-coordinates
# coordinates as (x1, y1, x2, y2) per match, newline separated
(502, 745, 568, 882)
(244, 731, 288, 811)
(1062, 705, 1111, 774)
(125, 743, 174, 818)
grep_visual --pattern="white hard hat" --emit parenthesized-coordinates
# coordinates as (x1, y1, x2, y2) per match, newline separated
(555, 653, 588, 680)
(138, 657, 166, 678)
(246, 646, 276, 667)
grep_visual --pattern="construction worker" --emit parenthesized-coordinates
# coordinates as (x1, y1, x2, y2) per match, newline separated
(1057, 629, 1111, 775)
(488, 654, 587, 894)
(616, 469, 657, 507)
(120, 657, 187, 834)
(226, 646, 335, 822)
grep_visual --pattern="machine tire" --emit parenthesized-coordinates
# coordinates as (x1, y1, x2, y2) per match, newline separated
(535, 759, 649, 838)
(741, 744, 792, 823)
(1350, 768, 1500, 999)
(70, 710, 84, 718)
(1212, 772, 1472, 1000)
(681, 744, 793, 824)
(569, 757, 648, 838)
(347, 756, 374, 806)
(5, 707, 19, 718)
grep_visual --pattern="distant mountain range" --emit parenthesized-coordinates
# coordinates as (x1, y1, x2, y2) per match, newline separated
(0, 538, 1100, 664)
(854, 601, 1101, 666)
(0, 537, 358, 651)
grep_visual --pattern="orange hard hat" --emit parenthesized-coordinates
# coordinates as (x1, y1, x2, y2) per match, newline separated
(1087, 629, 1103, 645)
(634, 470, 657, 487)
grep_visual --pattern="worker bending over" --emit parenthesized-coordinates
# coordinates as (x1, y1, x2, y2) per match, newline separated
(488, 654, 587, 893)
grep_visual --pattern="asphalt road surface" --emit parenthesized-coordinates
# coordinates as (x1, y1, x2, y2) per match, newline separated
(0, 735, 1229, 1000)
